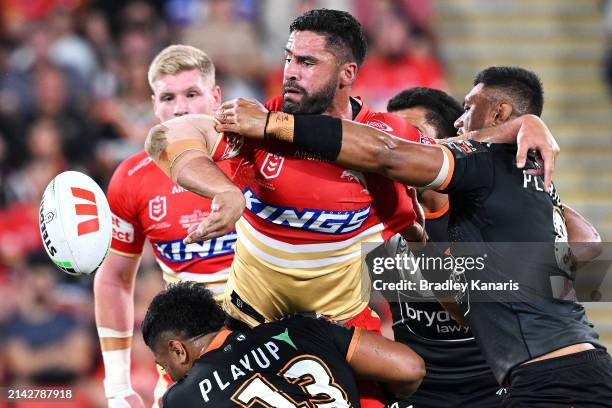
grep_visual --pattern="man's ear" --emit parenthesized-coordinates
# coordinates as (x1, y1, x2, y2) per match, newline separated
(169, 339, 188, 364)
(339, 62, 358, 88)
(493, 102, 514, 125)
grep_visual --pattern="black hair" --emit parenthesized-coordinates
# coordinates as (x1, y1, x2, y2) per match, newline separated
(387, 87, 463, 138)
(142, 282, 227, 349)
(289, 8, 367, 67)
(473, 66, 544, 117)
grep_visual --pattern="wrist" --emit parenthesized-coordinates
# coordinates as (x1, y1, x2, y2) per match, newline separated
(102, 348, 132, 398)
(264, 111, 295, 142)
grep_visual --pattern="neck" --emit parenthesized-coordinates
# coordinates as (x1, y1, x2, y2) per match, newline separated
(197, 329, 224, 357)
(324, 88, 353, 120)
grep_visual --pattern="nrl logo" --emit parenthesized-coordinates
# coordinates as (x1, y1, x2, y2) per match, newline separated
(149, 195, 167, 221)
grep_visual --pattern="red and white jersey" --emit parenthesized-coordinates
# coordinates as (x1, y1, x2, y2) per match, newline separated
(213, 96, 423, 323)
(107, 151, 236, 292)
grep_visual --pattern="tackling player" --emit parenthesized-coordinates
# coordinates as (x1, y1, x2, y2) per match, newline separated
(220, 76, 612, 406)
(383, 81, 602, 407)
(142, 282, 426, 407)
(93, 45, 244, 408)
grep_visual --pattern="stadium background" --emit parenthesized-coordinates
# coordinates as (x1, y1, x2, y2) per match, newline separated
(0, 0, 610, 406)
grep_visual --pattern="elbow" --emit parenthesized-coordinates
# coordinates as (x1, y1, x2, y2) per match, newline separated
(390, 353, 426, 398)
(145, 124, 168, 161)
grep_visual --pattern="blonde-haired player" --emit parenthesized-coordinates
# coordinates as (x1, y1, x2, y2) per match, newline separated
(94, 45, 244, 408)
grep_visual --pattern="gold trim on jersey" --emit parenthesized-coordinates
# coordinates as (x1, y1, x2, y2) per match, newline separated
(109, 248, 142, 258)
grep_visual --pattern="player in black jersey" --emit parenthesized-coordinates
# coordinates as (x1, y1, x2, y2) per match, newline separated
(384, 88, 502, 407)
(217, 70, 612, 406)
(142, 282, 425, 407)
(383, 79, 604, 407)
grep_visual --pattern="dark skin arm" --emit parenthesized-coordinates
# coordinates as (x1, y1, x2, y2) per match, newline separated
(564, 204, 603, 264)
(350, 329, 426, 398)
(214, 99, 559, 191)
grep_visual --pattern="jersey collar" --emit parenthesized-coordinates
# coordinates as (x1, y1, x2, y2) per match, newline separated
(203, 328, 233, 354)
(351, 96, 372, 123)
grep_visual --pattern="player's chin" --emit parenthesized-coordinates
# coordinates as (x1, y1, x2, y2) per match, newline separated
(281, 98, 302, 114)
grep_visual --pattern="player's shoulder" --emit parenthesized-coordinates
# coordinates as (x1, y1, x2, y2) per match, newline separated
(161, 379, 195, 408)
(111, 151, 156, 181)
(356, 101, 422, 142)
(442, 139, 493, 158)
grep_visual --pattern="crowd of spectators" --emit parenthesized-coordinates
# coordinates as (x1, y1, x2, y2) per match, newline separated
(0, 0, 445, 405)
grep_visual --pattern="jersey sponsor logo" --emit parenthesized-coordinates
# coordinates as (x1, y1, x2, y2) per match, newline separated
(172, 185, 187, 194)
(244, 188, 371, 234)
(366, 119, 394, 132)
(127, 156, 152, 176)
(148, 195, 167, 221)
(420, 135, 437, 145)
(71, 187, 99, 236)
(260, 153, 284, 179)
(111, 213, 134, 243)
(153, 232, 237, 262)
(397, 303, 472, 340)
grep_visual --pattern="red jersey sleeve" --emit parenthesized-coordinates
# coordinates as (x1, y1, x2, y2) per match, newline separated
(107, 159, 146, 256)
(362, 112, 422, 239)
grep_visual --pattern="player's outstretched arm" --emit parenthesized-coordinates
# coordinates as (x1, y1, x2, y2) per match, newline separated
(350, 330, 426, 398)
(215, 99, 558, 191)
(213, 99, 446, 187)
(94, 252, 145, 408)
(145, 114, 245, 243)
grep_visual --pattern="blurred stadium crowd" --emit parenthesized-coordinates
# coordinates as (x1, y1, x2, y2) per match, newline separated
(0, 1, 445, 406)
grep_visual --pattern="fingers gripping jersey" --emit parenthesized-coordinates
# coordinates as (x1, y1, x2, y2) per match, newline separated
(212, 96, 420, 324)
(161, 316, 361, 408)
(107, 151, 236, 293)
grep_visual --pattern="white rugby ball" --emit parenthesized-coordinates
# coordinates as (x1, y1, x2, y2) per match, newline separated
(39, 171, 112, 275)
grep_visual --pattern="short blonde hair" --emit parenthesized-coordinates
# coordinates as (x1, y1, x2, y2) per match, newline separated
(148, 44, 215, 91)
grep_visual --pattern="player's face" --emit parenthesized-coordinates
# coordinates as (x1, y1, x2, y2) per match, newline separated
(152, 343, 192, 382)
(152, 69, 221, 122)
(393, 107, 439, 139)
(282, 31, 340, 114)
(454, 83, 497, 135)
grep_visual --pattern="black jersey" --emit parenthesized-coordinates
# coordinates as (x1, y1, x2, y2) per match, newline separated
(161, 315, 360, 407)
(436, 140, 603, 384)
(424, 204, 450, 243)
(383, 232, 493, 381)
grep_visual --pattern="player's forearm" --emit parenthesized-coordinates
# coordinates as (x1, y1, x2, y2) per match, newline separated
(172, 150, 242, 199)
(564, 204, 603, 263)
(93, 258, 140, 399)
(94, 266, 136, 344)
(465, 115, 525, 144)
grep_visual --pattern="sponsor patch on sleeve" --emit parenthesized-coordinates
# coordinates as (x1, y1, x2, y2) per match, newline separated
(111, 213, 135, 243)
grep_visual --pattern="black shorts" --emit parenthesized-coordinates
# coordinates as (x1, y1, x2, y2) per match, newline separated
(503, 348, 612, 407)
(387, 372, 503, 408)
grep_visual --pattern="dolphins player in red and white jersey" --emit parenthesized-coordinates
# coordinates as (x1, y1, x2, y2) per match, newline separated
(93, 45, 244, 408)
(146, 10, 427, 407)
